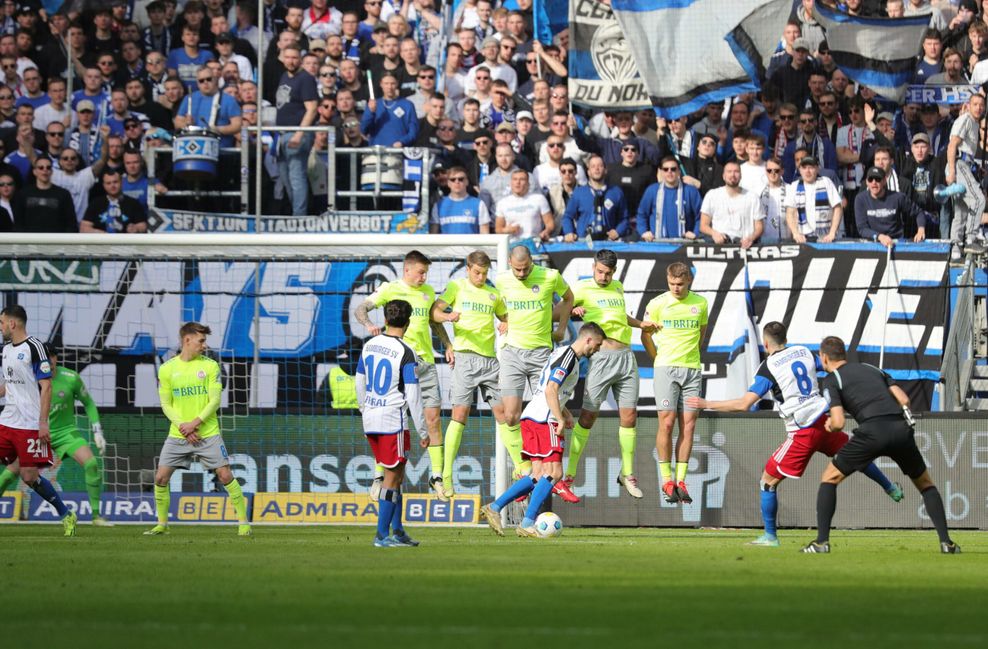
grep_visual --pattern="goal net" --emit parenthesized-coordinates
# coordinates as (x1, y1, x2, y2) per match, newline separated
(0, 233, 510, 523)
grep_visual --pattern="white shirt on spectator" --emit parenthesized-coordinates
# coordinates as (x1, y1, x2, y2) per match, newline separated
(740, 162, 768, 194)
(532, 162, 587, 194)
(496, 192, 550, 239)
(464, 62, 517, 94)
(52, 166, 98, 222)
(34, 103, 71, 131)
(700, 186, 764, 240)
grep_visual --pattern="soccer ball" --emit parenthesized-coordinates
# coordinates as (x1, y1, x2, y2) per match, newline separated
(535, 512, 563, 538)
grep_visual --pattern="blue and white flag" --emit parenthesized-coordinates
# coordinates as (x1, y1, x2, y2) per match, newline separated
(812, 4, 930, 102)
(611, 0, 791, 119)
(569, 0, 651, 110)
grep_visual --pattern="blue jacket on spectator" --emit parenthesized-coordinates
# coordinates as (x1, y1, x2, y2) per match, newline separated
(635, 181, 702, 238)
(360, 97, 419, 147)
(562, 184, 629, 238)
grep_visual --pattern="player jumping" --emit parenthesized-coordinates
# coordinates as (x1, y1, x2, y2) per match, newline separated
(357, 299, 428, 547)
(0, 343, 113, 525)
(0, 305, 77, 535)
(481, 322, 605, 538)
(559, 249, 657, 500)
(144, 322, 250, 537)
(687, 322, 903, 547)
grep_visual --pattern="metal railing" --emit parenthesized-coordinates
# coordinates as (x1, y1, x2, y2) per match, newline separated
(940, 255, 977, 410)
(144, 125, 435, 228)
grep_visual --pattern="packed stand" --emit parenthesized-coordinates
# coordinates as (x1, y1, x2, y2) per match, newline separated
(0, 0, 983, 251)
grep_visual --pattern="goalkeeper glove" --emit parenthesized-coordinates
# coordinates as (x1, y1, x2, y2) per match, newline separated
(92, 423, 107, 454)
(902, 406, 916, 429)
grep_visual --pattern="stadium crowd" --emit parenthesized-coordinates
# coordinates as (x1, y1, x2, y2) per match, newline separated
(0, 0, 986, 251)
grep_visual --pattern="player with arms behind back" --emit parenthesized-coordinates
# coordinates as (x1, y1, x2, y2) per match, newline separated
(560, 249, 657, 500)
(145, 322, 250, 537)
(687, 322, 902, 547)
(430, 251, 509, 496)
(481, 322, 605, 538)
(0, 342, 114, 526)
(642, 262, 707, 504)
(357, 299, 428, 548)
(355, 250, 456, 501)
(0, 305, 77, 535)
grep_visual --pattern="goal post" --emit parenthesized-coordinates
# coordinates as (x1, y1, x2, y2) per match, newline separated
(1, 233, 511, 521)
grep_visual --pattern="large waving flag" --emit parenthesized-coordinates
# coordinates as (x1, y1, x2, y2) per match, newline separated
(812, 4, 930, 102)
(569, 0, 651, 110)
(611, 0, 791, 119)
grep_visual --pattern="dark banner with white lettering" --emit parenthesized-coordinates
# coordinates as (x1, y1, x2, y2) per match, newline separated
(545, 241, 950, 409)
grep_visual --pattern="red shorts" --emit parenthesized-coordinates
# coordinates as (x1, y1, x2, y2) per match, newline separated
(520, 419, 563, 463)
(365, 430, 411, 468)
(764, 416, 849, 480)
(0, 424, 54, 468)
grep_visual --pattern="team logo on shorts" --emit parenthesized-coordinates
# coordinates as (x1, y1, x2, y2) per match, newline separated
(532, 285, 540, 293)
(197, 370, 206, 379)
(662, 399, 671, 408)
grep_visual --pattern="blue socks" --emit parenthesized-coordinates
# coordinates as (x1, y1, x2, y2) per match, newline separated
(377, 489, 398, 539)
(492, 476, 536, 512)
(862, 462, 893, 491)
(760, 486, 778, 538)
(29, 476, 68, 517)
(390, 491, 403, 535)
(521, 477, 555, 528)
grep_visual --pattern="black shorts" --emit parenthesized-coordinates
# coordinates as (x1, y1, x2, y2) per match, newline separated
(832, 416, 927, 479)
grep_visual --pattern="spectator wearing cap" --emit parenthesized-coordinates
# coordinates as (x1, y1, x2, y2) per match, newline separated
(769, 36, 816, 109)
(637, 155, 702, 241)
(781, 107, 836, 182)
(52, 125, 111, 222)
(67, 99, 101, 166)
(214, 31, 253, 81)
(914, 103, 948, 157)
(465, 128, 495, 190)
(784, 154, 843, 243)
(495, 168, 553, 241)
(465, 36, 516, 94)
(81, 169, 148, 233)
(142, 0, 173, 55)
(430, 164, 491, 234)
(415, 91, 446, 147)
(899, 131, 946, 237)
(793, 0, 826, 54)
(562, 155, 629, 242)
(168, 23, 215, 91)
(855, 165, 930, 246)
(493, 120, 532, 171)
(867, 110, 896, 155)
(174, 64, 241, 145)
(276, 43, 319, 216)
(12, 156, 77, 232)
(608, 140, 656, 217)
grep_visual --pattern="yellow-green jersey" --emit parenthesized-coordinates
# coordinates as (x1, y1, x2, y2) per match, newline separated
(572, 278, 631, 345)
(368, 279, 437, 364)
(496, 265, 569, 350)
(440, 277, 506, 357)
(158, 354, 222, 439)
(645, 291, 708, 369)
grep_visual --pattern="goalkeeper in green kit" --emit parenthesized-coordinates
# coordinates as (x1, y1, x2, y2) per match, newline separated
(0, 343, 112, 525)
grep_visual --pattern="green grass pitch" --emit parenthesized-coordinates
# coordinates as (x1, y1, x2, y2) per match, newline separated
(1, 525, 984, 648)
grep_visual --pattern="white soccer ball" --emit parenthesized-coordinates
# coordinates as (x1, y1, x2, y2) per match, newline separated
(535, 512, 563, 538)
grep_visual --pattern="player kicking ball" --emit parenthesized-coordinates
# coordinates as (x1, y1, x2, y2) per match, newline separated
(687, 322, 902, 548)
(357, 299, 428, 548)
(144, 322, 250, 537)
(481, 322, 605, 538)
(0, 343, 113, 526)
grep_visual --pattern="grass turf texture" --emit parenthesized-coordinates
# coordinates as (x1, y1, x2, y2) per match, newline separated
(1, 526, 984, 648)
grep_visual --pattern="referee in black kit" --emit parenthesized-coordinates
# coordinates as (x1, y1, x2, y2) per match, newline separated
(802, 336, 960, 554)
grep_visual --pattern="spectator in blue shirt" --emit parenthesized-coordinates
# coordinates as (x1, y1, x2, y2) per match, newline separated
(174, 65, 242, 147)
(637, 156, 703, 241)
(430, 166, 491, 234)
(360, 73, 419, 147)
(167, 25, 215, 91)
(561, 155, 629, 242)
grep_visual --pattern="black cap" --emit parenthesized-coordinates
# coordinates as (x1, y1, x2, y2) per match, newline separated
(798, 155, 819, 167)
(16, 5, 37, 15)
(472, 129, 494, 141)
(866, 166, 886, 181)
(215, 31, 234, 44)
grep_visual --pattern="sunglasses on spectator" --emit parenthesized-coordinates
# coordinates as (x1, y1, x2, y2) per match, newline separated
(546, 142, 564, 148)
(699, 138, 716, 145)
(60, 155, 77, 161)
(800, 118, 816, 123)
(819, 101, 835, 106)
(526, 58, 537, 64)
(551, 93, 566, 99)
(126, 122, 141, 128)
(0, 181, 12, 186)
(766, 167, 781, 174)
(320, 72, 335, 77)
(475, 139, 491, 145)
(418, 74, 434, 79)
(866, 177, 883, 183)
(622, 146, 637, 152)
(661, 166, 678, 172)
(850, 107, 862, 113)
(448, 176, 466, 182)
(438, 125, 455, 131)
(34, 164, 52, 170)
(47, 131, 64, 136)
(501, 45, 515, 51)
(779, 114, 795, 120)
(197, 77, 214, 83)
(475, 75, 490, 80)
(559, 168, 576, 174)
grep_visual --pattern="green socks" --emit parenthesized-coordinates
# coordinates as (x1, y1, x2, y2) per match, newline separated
(443, 421, 465, 484)
(676, 459, 688, 482)
(153, 484, 170, 525)
(566, 423, 591, 479)
(83, 457, 102, 516)
(223, 479, 249, 524)
(501, 422, 524, 469)
(428, 444, 444, 478)
(659, 461, 673, 483)
(618, 426, 636, 476)
(0, 467, 18, 494)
